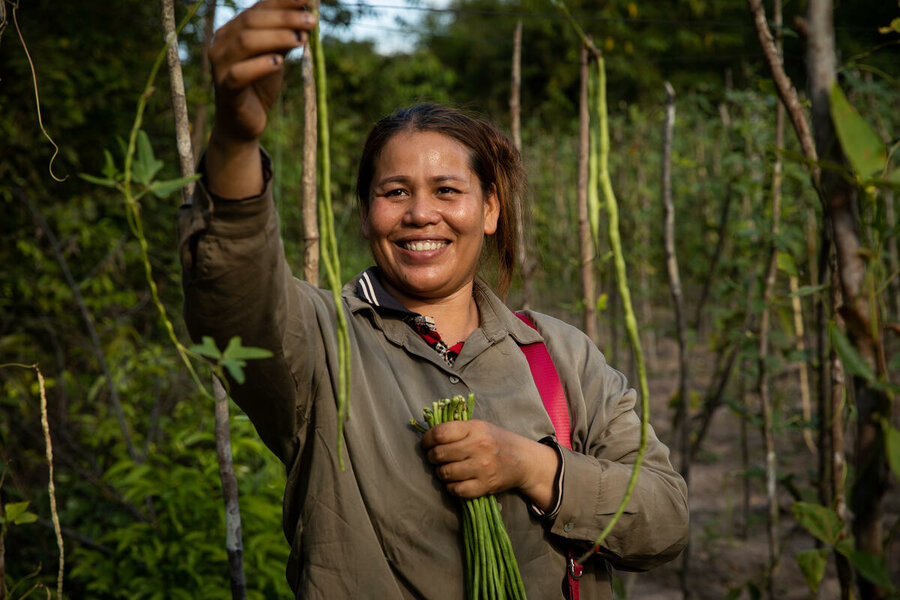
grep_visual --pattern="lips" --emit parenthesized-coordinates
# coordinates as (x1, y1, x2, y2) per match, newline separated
(400, 240, 448, 252)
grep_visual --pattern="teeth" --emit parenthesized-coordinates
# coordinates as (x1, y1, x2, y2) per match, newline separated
(403, 240, 446, 252)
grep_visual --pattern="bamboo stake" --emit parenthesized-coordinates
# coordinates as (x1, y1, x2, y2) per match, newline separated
(789, 274, 816, 454)
(160, 0, 196, 201)
(213, 377, 247, 600)
(159, 3, 248, 596)
(577, 43, 597, 342)
(756, 16, 784, 590)
(509, 20, 534, 309)
(661, 81, 691, 597)
(301, 44, 319, 286)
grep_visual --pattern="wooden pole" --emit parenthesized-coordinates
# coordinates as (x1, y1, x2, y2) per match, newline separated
(301, 42, 319, 286)
(159, 3, 248, 596)
(160, 0, 196, 202)
(509, 19, 534, 309)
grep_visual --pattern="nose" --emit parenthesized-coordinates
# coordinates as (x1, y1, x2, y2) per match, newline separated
(403, 191, 440, 227)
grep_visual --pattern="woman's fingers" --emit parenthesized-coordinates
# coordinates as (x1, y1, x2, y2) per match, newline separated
(218, 53, 286, 92)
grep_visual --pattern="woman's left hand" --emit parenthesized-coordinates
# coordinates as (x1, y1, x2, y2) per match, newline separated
(421, 420, 560, 511)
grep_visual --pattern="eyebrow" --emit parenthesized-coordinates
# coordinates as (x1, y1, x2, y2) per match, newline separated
(374, 174, 468, 187)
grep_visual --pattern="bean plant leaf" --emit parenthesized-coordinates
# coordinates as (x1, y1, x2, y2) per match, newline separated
(149, 174, 201, 199)
(878, 17, 900, 34)
(189, 336, 221, 360)
(221, 358, 248, 385)
(792, 501, 843, 546)
(133, 130, 164, 185)
(829, 83, 887, 179)
(886, 424, 900, 483)
(79, 173, 118, 188)
(835, 540, 895, 590)
(829, 321, 876, 383)
(789, 284, 827, 298)
(776, 252, 798, 277)
(102, 149, 119, 181)
(222, 336, 273, 361)
(4, 501, 38, 525)
(796, 548, 828, 594)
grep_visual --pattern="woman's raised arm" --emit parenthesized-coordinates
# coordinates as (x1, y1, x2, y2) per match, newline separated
(205, 0, 316, 198)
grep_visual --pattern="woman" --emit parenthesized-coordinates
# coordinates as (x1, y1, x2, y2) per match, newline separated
(179, 1, 689, 597)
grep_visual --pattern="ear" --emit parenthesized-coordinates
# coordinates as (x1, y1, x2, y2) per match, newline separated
(482, 184, 500, 236)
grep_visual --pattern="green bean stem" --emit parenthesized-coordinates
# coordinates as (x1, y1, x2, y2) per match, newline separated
(309, 9, 351, 471)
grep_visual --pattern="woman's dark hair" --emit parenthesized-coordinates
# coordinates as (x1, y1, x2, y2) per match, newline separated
(355, 103, 525, 299)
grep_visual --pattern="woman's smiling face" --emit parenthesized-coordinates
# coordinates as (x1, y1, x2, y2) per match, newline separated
(363, 130, 499, 305)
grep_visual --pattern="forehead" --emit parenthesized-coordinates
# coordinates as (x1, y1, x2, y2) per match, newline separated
(374, 131, 474, 176)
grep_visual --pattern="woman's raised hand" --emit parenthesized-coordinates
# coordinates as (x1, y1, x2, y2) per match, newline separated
(205, 0, 316, 197)
(210, 0, 315, 143)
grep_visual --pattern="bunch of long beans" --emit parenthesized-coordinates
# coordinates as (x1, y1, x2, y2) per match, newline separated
(410, 394, 527, 600)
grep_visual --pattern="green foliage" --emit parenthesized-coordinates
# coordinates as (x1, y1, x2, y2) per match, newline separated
(189, 336, 273, 385)
(2, 501, 38, 526)
(792, 502, 898, 593)
(830, 83, 887, 180)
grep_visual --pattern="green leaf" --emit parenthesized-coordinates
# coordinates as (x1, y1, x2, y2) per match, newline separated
(79, 173, 117, 188)
(149, 174, 201, 199)
(792, 501, 844, 546)
(838, 544, 895, 590)
(595, 293, 608, 312)
(776, 252, 798, 277)
(102, 149, 118, 181)
(133, 130, 163, 185)
(796, 548, 829, 594)
(789, 284, 827, 298)
(829, 322, 876, 383)
(877, 17, 900, 34)
(886, 424, 900, 483)
(189, 336, 221, 360)
(222, 336, 273, 361)
(221, 358, 247, 385)
(4, 501, 37, 525)
(829, 83, 887, 179)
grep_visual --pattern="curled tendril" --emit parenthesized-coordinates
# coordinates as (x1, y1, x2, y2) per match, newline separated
(12, 0, 68, 182)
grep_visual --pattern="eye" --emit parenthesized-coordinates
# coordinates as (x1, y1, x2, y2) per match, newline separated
(382, 187, 408, 198)
(437, 186, 460, 195)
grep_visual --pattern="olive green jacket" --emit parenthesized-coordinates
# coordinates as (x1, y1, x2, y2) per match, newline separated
(178, 175, 688, 599)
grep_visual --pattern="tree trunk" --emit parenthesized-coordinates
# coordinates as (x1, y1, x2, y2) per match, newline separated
(807, 3, 891, 597)
(213, 377, 248, 600)
(301, 44, 319, 285)
(829, 246, 854, 599)
(160, 0, 195, 201)
(739, 358, 750, 541)
(190, 0, 216, 158)
(577, 44, 596, 342)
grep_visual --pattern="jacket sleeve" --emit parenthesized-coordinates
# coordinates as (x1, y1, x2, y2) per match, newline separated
(178, 156, 326, 464)
(544, 328, 689, 571)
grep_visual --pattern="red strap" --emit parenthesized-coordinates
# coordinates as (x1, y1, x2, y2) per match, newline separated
(514, 312, 582, 599)
(514, 312, 572, 450)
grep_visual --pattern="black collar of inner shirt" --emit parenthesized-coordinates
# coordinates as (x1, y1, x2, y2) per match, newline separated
(354, 267, 419, 316)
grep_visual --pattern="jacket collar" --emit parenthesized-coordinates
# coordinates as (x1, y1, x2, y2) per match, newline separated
(343, 269, 545, 365)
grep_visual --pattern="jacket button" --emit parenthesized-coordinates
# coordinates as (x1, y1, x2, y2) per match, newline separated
(449, 375, 460, 384)
(563, 522, 574, 532)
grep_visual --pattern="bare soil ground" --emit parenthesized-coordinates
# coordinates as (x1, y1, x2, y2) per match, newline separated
(616, 338, 900, 600)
